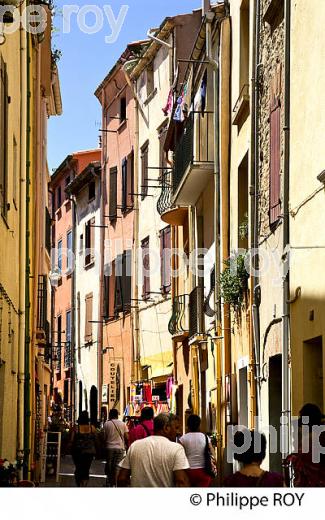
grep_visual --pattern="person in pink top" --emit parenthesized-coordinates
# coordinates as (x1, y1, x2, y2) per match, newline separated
(128, 407, 154, 446)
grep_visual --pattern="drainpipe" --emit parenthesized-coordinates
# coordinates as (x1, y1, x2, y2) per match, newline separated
(17, 7, 27, 473)
(281, 0, 291, 463)
(250, 0, 262, 428)
(71, 192, 77, 424)
(122, 64, 140, 382)
(24, 28, 32, 479)
(206, 11, 222, 483)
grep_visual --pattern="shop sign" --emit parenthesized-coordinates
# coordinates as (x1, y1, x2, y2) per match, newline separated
(109, 362, 117, 407)
(102, 384, 108, 403)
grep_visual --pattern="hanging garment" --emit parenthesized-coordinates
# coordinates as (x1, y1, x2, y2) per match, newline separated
(200, 71, 208, 115)
(173, 92, 185, 122)
(162, 89, 174, 116)
(166, 377, 173, 400)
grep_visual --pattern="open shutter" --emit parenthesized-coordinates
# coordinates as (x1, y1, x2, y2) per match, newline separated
(141, 143, 149, 200)
(122, 250, 132, 311)
(109, 166, 118, 221)
(269, 71, 281, 226)
(142, 237, 150, 299)
(127, 150, 134, 208)
(109, 260, 116, 319)
(160, 227, 171, 294)
(85, 293, 93, 343)
(90, 217, 95, 263)
(114, 255, 123, 313)
(122, 158, 128, 212)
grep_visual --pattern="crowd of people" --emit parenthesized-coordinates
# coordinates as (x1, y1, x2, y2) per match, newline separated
(66, 402, 325, 488)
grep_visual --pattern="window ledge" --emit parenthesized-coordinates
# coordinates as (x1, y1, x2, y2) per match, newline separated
(232, 84, 250, 126)
(117, 119, 127, 133)
(84, 260, 95, 270)
(144, 88, 157, 106)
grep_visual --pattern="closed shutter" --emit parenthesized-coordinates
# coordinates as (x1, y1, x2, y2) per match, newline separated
(109, 166, 118, 221)
(160, 226, 171, 293)
(85, 293, 93, 343)
(141, 142, 149, 200)
(0, 55, 8, 215)
(269, 75, 281, 226)
(142, 237, 150, 299)
(114, 254, 123, 313)
(121, 158, 128, 212)
(122, 250, 132, 311)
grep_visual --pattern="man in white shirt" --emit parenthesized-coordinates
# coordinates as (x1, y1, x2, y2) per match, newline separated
(117, 413, 189, 487)
(104, 409, 128, 486)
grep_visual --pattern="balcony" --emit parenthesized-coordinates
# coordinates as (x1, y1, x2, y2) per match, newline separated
(64, 341, 72, 369)
(232, 84, 250, 126)
(168, 294, 189, 341)
(157, 170, 188, 226)
(172, 111, 214, 205)
(189, 286, 206, 343)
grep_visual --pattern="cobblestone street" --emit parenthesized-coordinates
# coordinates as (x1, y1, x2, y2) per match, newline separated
(43, 456, 106, 487)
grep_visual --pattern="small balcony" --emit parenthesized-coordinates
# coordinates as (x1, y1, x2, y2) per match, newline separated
(64, 341, 72, 369)
(157, 170, 188, 226)
(168, 294, 189, 341)
(172, 111, 214, 205)
(232, 84, 250, 126)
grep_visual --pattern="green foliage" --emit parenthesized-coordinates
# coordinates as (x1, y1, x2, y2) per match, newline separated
(239, 212, 248, 241)
(220, 254, 249, 309)
(51, 47, 62, 69)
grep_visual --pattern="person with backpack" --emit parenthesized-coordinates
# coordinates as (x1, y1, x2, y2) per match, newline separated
(104, 409, 128, 486)
(128, 407, 154, 447)
(70, 411, 97, 487)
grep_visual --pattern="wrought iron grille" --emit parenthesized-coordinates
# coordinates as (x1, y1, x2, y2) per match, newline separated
(64, 341, 71, 368)
(157, 169, 172, 215)
(168, 294, 189, 336)
(37, 275, 47, 331)
(189, 285, 205, 338)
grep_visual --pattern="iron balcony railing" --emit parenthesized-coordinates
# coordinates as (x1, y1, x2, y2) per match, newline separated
(189, 285, 205, 338)
(173, 111, 214, 195)
(168, 294, 189, 336)
(64, 341, 71, 369)
(37, 274, 47, 332)
(157, 169, 172, 216)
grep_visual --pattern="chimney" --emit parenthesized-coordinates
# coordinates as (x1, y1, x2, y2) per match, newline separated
(202, 0, 210, 16)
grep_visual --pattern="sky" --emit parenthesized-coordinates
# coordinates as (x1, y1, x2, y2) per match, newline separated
(48, 0, 201, 172)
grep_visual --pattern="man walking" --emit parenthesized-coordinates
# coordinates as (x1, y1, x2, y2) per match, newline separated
(117, 413, 189, 487)
(128, 406, 154, 446)
(104, 409, 128, 487)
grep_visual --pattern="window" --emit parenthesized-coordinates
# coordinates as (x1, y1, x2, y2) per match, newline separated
(85, 293, 93, 343)
(269, 69, 281, 226)
(141, 237, 150, 300)
(57, 186, 62, 209)
(141, 142, 149, 200)
(120, 97, 127, 123)
(109, 166, 118, 221)
(65, 310, 71, 368)
(238, 153, 249, 249)
(160, 226, 171, 294)
(79, 234, 83, 255)
(121, 155, 134, 213)
(58, 240, 63, 273)
(239, 0, 250, 92)
(146, 62, 154, 99)
(0, 55, 8, 217)
(45, 207, 51, 254)
(13, 136, 18, 209)
(121, 158, 128, 213)
(103, 273, 110, 321)
(88, 180, 96, 202)
(67, 230, 73, 272)
(85, 218, 95, 267)
(65, 175, 70, 187)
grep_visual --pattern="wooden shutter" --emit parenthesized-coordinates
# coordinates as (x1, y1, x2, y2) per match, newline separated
(269, 71, 282, 226)
(159, 125, 168, 177)
(142, 237, 150, 299)
(104, 274, 109, 320)
(160, 227, 171, 293)
(90, 217, 95, 262)
(85, 293, 93, 343)
(109, 260, 116, 319)
(85, 220, 91, 265)
(122, 250, 132, 311)
(109, 166, 118, 221)
(114, 254, 123, 313)
(0, 55, 8, 215)
(122, 158, 128, 212)
(127, 150, 134, 208)
(141, 142, 149, 200)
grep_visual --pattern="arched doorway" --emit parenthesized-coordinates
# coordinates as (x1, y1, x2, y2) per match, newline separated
(90, 385, 98, 426)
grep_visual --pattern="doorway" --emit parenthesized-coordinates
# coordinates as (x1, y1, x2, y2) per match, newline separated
(269, 354, 282, 472)
(303, 336, 323, 410)
(90, 385, 98, 426)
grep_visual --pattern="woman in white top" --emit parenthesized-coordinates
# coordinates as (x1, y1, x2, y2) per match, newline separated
(179, 414, 212, 487)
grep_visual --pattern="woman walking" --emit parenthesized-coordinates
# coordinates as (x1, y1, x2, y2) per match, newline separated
(70, 411, 97, 487)
(224, 429, 283, 487)
(179, 414, 212, 487)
